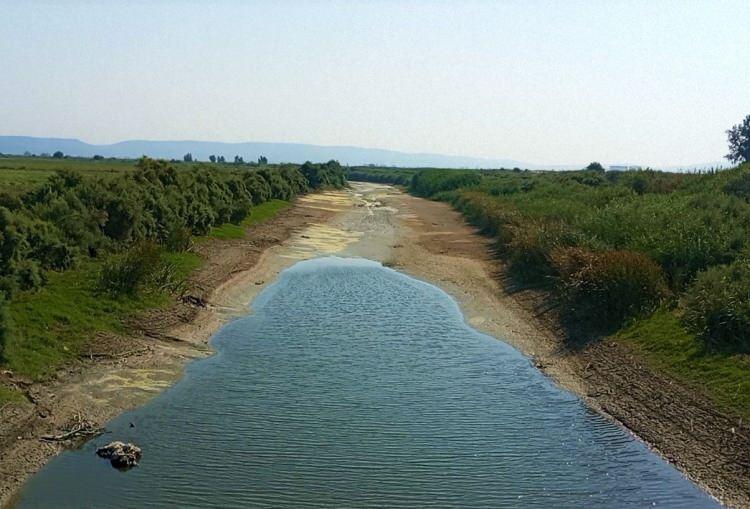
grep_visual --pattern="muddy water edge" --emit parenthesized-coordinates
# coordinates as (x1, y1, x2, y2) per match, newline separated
(14, 256, 717, 508)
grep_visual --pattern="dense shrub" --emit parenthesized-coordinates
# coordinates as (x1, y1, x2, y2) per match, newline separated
(409, 170, 481, 197)
(99, 242, 163, 296)
(300, 160, 347, 189)
(0, 207, 44, 296)
(723, 171, 750, 201)
(164, 223, 193, 252)
(371, 163, 750, 343)
(0, 157, 346, 298)
(243, 172, 272, 205)
(682, 260, 750, 352)
(504, 220, 585, 284)
(347, 168, 413, 186)
(452, 191, 518, 241)
(551, 248, 667, 328)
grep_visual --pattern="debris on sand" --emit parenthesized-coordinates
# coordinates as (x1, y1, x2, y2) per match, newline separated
(96, 441, 142, 469)
(40, 414, 102, 444)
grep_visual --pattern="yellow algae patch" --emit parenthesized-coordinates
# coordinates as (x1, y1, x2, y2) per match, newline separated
(76, 368, 178, 399)
(297, 191, 353, 212)
(282, 224, 363, 260)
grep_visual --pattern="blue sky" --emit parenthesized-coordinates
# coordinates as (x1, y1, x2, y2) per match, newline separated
(1, 0, 748, 166)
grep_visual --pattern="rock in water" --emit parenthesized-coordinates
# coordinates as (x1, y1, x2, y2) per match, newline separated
(95, 441, 142, 469)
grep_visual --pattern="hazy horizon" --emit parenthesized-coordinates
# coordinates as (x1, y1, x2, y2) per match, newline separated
(0, 134, 731, 170)
(2, 0, 749, 167)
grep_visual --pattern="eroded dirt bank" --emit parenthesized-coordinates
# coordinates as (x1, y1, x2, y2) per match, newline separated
(1, 182, 747, 507)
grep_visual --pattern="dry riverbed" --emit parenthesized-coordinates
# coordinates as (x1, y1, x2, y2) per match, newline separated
(1, 182, 747, 507)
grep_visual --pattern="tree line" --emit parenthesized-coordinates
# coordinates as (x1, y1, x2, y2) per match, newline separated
(0, 158, 346, 360)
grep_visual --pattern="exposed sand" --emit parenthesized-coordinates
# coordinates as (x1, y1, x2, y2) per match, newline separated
(1, 182, 746, 507)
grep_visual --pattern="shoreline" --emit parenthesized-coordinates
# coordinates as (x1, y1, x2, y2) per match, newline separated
(0, 190, 354, 507)
(369, 185, 746, 508)
(2, 182, 746, 507)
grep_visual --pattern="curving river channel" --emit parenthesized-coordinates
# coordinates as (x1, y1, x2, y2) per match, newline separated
(15, 257, 718, 508)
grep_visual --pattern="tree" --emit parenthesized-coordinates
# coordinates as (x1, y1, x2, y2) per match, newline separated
(258, 155, 268, 165)
(53, 151, 64, 159)
(586, 161, 605, 172)
(234, 155, 244, 164)
(93, 154, 104, 160)
(218, 155, 226, 163)
(727, 114, 750, 164)
(183, 153, 193, 162)
(209, 155, 216, 163)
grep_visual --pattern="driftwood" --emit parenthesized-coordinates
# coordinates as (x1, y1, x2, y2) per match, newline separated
(40, 413, 102, 443)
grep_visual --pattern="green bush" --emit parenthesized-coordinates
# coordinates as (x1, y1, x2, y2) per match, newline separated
(451, 191, 526, 262)
(0, 157, 347, 298)
(99, 242, 163, 296)
(504, 220, 583, 284)
(582, 193, 740, 289)
(551, 247, 667, 328)
(723, 171, 750, 201)
(409, 170, 481, 197)
(682, 260, 750, 352)
(163, 223, 193, 252)
(347, 168, 414, 186)
(300, 160, 346, 189)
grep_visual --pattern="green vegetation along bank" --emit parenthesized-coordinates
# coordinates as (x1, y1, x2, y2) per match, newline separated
(349, 164, 750, 419)
(0, 156, 346, 394)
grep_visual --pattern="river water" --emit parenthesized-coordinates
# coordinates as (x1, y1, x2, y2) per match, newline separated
(15, 257, 718, 508)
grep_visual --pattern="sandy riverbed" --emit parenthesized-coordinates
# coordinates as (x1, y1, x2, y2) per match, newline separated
(1, 182, 746, 507)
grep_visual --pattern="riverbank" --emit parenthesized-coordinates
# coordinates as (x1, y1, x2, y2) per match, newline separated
(1, 183, 746, 507)
(0, 189, 353, 506)
(345, 183, 747, 508)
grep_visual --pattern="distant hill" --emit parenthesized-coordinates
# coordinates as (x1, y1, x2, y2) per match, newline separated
(0, 136, 728, 171)
(0, 136, 533, 169)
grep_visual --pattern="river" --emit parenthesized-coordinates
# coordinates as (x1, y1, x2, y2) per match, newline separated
(14, 257, 718, 508)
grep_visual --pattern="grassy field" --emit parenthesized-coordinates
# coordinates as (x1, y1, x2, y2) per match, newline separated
(0, 155, 283, 194)
(209, 199, 290, 240)
(616, 310, 750, 418)
(6, 258, 174, 379)
(1, 247, 204, 403)
(350, 165, 750, 419)
(0, 156, 137, 193)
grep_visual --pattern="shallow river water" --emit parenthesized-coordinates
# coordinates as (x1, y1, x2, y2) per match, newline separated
(16, 257, 718, 508)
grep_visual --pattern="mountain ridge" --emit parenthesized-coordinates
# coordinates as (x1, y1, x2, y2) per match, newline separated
(0, 136, 727, 171)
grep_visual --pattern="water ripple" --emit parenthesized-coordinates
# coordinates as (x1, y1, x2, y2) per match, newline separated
(16, 257, 718, 508)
